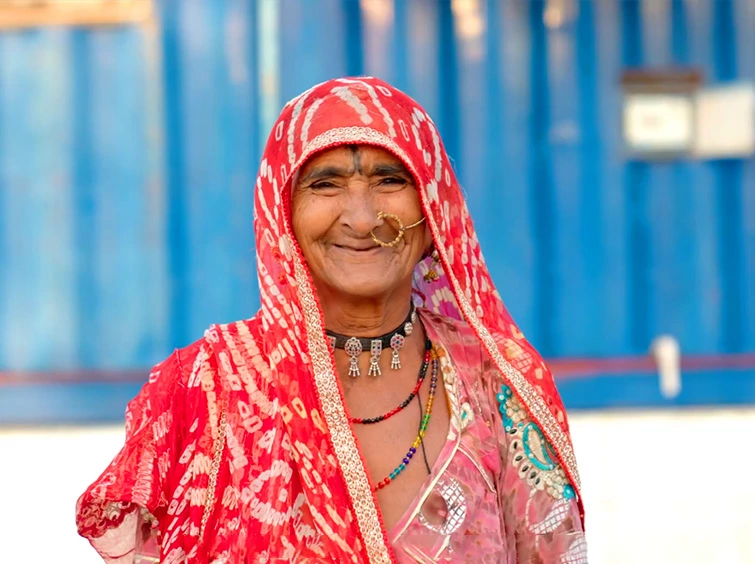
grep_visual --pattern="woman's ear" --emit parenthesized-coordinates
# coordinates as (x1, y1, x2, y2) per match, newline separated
(422, 226, 434, 259)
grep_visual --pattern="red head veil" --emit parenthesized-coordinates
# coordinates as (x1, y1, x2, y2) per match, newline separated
(250, 77, 582, 561)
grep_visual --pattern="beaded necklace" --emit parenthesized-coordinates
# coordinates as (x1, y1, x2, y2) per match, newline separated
(373, 352, 439, 492)
(349, 338, 432, 425)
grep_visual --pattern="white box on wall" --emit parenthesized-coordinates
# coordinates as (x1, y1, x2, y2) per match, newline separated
(623, 93, 695, 155)
(693, 83, 755, 159)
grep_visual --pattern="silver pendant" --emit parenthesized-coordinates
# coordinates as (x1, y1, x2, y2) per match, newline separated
(345, 337, 362, 377)
(404, 310, 417, 336)
(368, 339, 382, 377)
(390, 334, 405, 370)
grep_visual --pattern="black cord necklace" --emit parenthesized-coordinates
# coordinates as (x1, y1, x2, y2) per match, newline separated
(326, 303, 418, 377)
(415, 379, 433, 475)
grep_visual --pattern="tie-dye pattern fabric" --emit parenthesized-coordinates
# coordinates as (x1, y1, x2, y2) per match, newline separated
(76, 77, 584, 563)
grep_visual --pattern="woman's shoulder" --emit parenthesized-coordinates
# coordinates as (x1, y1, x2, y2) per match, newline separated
(419, 308, 485, 378)
(419, 307, 475, 334)
(419, 308, 480, 351)
(125, 336, 210, 419)
(161, 318, 266, 378)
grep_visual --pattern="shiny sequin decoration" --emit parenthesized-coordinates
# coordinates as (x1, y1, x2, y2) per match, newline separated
(561, 534, 589, 564)
(345, 337, 363, 377)
(390, 333, 405, 370)
(368, 339, 382, 377)
(404, 310, 417, 337)
(418, 478, 468, 535)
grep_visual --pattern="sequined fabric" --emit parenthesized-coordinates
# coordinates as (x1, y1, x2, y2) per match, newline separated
(76, 77, 584, 563)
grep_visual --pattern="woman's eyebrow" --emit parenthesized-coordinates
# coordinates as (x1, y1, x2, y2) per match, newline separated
(298, 165, 353, 184)
(298, 162, 409, 184)
(366, 163, 411, 177)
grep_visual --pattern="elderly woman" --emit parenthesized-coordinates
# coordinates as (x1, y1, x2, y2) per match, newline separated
(77, 78, 587, 563)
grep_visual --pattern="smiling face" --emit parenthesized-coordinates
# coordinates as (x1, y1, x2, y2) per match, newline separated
(291, 145, 431, 304)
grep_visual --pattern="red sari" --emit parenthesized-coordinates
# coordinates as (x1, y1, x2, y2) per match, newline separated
(77, 77, 584, 563)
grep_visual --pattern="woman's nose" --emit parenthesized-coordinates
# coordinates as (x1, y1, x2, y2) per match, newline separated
(340, 185, 381, 236)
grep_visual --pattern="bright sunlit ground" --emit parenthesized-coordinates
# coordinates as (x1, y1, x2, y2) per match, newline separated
(2, 409, 754, 563)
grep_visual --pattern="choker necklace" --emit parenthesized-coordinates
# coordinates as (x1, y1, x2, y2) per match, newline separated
(326, 303, 418, 378)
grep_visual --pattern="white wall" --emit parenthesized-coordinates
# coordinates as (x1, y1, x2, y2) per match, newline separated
(2, 409, 754, 563)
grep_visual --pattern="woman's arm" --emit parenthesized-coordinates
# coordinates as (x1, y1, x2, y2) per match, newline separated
(75, 340, 202, 563)
(485, 361, 588, 562)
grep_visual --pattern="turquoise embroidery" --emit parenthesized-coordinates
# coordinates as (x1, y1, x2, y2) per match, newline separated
(563, 484, 576, 500)
(522, 423, 557, 471)
(496, 385, 521, 432)
(496, 384, 576, 501)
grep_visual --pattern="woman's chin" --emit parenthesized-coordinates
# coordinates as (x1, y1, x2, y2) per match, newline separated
(326, 276, 405, 301)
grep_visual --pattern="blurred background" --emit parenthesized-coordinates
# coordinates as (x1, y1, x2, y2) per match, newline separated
(1, 0, 754, 561)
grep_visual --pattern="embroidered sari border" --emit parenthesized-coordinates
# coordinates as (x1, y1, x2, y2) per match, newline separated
(419, 193, 583, 495)
(291, 244, 393, 564)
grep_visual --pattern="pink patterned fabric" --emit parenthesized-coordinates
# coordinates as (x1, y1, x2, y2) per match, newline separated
(76, 77, 584, 562)
(389, 311, 586, 562)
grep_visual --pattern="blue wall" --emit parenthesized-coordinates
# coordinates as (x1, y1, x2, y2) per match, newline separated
(1, 0, 754, 377)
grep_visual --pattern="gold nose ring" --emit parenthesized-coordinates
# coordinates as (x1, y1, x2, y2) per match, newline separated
(370, 211, 426, 248)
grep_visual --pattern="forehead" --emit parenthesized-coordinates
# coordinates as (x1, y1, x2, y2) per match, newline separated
(299, 145, 404, 172)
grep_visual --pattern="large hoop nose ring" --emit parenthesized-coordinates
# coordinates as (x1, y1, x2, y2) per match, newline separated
(370, 211, 405, 248)
(370, 211, 426, 248)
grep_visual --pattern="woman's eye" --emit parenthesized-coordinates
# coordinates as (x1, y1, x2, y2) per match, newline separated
(310, 181, 336, 190)
(378, 177, 406, 186)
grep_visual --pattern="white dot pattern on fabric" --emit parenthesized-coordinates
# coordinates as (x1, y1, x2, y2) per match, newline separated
(330, 85, 373, 125)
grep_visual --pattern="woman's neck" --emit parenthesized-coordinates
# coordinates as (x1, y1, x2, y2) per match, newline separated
(319, 290, 414, 337)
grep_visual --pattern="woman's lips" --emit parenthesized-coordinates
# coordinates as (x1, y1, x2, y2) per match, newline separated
(333, 244, 382, 255)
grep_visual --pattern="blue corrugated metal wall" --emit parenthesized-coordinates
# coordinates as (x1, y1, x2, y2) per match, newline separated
(1, 0, 754, 374)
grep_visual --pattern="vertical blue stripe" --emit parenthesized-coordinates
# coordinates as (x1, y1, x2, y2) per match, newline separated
(392, 0, 410, 89)
(343, 0, 363, 77)
(278, 0, 348, 101)
(546, 0, 581, 356)
(593, 0, 630, 355)
(454, 1, 485, 221)
(734, 0, 755, 351)
(712, 0, 745, 352)
(436, 0, 459, 163)
(160, 0, 189, 350)
(529, 0, 555, 355)
(671, 0, 689, 59)
(685, 0, 723, 353)
(621, 0, 651, 353)
(668, 0, 698, 351)
(401, 0, 440, 120)
(0, 36, 7, 366)
(71, 31, 96, 366)
(575, 0, 604, 354)
(480, 0, 507, 306)
(490, 0, 536, 337)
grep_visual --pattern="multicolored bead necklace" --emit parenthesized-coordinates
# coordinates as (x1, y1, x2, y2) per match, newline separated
(373, 351, 439, 492)
(349, 338, 432, 425)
